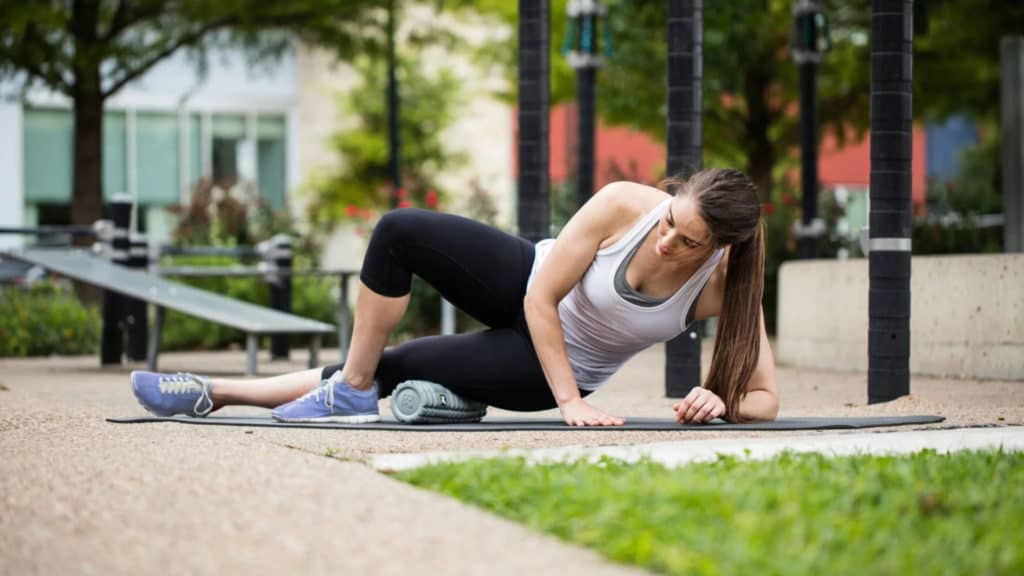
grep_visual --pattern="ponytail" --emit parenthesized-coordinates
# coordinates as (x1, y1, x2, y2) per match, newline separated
(704, 219, 765, 422)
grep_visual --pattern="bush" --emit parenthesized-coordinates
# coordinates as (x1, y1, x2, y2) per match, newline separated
(0, 280, 101, 357)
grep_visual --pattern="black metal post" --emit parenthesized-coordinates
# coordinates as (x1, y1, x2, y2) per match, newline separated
(868, 0, 913, 403)
(797, 60, 820, 258)
(100, 195, 132, 365)
(576, 66, 596, 209)
(793, 1, 828, 259)
(664, 0, 703, 398)
(387, 0, 402, 208)
(125, 233, 149, 362)
(518, 0, 551, 242)
(268, 234, 294, 360)
(566, 1, 603, 210)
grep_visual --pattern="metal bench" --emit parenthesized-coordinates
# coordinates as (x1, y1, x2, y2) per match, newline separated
(5, 248, 336, 375)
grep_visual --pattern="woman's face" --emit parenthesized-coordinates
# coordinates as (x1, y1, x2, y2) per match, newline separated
(655, 194, 715, 265)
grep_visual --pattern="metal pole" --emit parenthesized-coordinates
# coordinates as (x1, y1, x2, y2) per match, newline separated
(266, 234, 293, 360)
(100, 195, 132, 365)
(664, 0, 703, 398)
(868, 0, 913, 404)
(518, 0, 550, 242)
(566, 0, 604, 211)
(125, 233, 149, 361)
(387, 0, 402, 208)
(797, 59, 821, 258)
(1002, 36, 1024, 253)
(576, 66, 596, 209)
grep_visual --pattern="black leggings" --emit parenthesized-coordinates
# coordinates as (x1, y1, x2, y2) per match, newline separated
(321, 209, 589, 412)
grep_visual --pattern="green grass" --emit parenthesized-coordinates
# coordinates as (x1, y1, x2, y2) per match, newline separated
(395, 450, 1023, 576)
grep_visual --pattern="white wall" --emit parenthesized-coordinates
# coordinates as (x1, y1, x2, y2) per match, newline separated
(0, 100, 23, 250)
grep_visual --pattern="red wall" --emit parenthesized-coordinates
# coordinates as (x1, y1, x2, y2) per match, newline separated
(514, 103, 927, 206)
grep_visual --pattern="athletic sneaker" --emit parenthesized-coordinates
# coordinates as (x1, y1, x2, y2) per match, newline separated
(130, 371, 214, 417)
(271, 372, 380, 423)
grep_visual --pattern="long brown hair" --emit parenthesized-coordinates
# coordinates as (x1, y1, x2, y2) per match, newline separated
(661, 168, 764, 422)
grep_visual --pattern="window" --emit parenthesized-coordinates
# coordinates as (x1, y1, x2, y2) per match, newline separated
(23, 109, 73, 203)
(211, 114, 246, 189)
(135, 112, 180, 205)
(257, 115, 286, 209)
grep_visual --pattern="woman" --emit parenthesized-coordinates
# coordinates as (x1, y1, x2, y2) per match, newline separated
(131, 168, 778, 427)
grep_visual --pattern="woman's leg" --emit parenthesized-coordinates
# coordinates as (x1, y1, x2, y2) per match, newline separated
(338, 208, 534, 391)
(208, 368, 323, 409)
(206, 208, 535, 408)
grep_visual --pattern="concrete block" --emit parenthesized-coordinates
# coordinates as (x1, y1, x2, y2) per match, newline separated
(777, 254, 1024, 380)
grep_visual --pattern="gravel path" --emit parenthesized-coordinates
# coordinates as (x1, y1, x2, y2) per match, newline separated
(1, 343, 1020, 575)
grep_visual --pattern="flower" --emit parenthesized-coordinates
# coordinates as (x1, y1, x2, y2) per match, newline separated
(762, 202, 776, 216)
(345, 204, 359, 218)
(397, 200, 412, 209)
(425, 190, 439, 209)
(781, 193, 795, 207)
(396, 187, 408, 200)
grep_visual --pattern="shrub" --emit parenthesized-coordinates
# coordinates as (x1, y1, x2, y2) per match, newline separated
(0, 280, 101, 357)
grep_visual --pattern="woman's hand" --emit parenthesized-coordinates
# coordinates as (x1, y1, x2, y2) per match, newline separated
(559, 397, 625, 427)
(673, 387, 726, 424)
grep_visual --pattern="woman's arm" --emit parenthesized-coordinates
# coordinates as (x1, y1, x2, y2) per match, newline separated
(524, 182, 637, 425)
(736, 307, 778, 421)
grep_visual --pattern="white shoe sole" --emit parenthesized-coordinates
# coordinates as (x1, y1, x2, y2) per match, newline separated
(272, 413, 381, 424)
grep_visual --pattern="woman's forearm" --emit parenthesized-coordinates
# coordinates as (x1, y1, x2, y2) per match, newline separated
(737, 389, 779, 422)
(523, 296, 581, 405)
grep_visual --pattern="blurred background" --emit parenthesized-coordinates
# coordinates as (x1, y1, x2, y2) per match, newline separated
(0, 0, 1020, 362)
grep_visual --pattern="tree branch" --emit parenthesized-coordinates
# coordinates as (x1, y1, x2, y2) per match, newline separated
(101, 16, 237, 99)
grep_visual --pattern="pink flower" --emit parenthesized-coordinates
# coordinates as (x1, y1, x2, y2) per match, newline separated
(396, 187, 408, 200)
(397, 200, 412, 209)
(345, 204, 359, 217)
(425, 190, 438, 209)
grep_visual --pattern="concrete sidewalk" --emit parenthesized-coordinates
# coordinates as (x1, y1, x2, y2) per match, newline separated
(1, 344, 1021, 575)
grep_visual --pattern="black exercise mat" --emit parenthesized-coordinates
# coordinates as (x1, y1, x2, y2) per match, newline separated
(107, 414, 945, 431)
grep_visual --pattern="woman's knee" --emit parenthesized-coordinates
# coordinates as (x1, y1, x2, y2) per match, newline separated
(369, 209, 429, 250)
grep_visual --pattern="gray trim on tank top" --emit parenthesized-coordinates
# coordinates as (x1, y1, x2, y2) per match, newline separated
(613, 222, 670, 307)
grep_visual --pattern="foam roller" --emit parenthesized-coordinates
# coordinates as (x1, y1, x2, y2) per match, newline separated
(390, 380, 488, 424)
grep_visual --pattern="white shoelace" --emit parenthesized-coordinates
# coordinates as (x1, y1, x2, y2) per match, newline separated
(158, 372, 214, 416)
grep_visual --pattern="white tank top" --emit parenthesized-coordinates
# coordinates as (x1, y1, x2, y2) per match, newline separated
(527, 197, 724, 391)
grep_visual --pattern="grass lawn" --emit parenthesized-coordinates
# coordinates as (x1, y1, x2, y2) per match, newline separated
(395, 449, 1023, 575)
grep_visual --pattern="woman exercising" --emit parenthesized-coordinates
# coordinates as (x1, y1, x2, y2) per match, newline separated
(131, 168, 778, 426)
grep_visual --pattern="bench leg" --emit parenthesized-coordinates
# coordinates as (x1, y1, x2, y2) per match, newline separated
(147, 306, 165, 371)
(308, 334, 321, 369)
(246, 334, 258, 376)
(338, 273, 351, 364)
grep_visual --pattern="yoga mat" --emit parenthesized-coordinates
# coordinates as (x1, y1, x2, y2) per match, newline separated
(107, 414, 945, 431)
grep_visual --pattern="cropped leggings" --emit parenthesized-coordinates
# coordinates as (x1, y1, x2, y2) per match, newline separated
(320, 209, 589, 412)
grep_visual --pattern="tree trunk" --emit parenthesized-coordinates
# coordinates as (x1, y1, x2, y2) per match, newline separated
(72, 89, 105, 236)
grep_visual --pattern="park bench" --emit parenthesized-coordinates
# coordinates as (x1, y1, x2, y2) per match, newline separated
(5, 247, 335, 375)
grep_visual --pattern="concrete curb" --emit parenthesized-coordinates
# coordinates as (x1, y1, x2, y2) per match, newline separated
(371, 426, 1024, 472)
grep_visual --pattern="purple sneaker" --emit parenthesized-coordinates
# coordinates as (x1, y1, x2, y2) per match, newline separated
(272, 372, 380, 423)
(131, 371, 214, 417)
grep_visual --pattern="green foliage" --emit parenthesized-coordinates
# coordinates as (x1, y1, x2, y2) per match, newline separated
(304, 54, 464, 231)
(0, 0, 388, 99)
(0, 281, 100, 357)
(398, 449, 1024, 576)
(915, 0, 1024, 123)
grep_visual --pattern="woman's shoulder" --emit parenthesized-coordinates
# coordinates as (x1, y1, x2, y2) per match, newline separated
(591, 181, 670, 226)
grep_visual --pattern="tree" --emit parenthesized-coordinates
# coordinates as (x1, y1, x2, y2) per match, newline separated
(303, 53, 465, 230)
(0, 0, 387, 236)
(594, 0, 873, 200)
